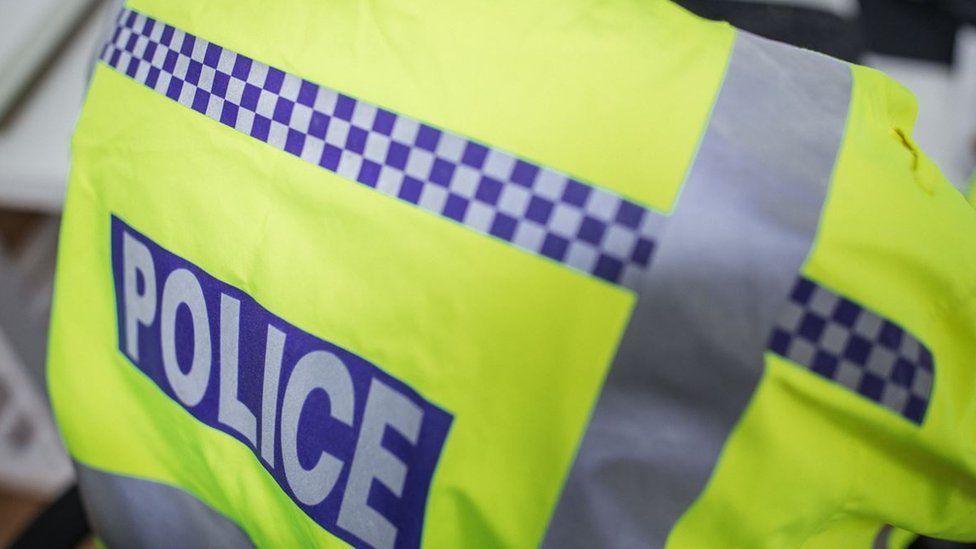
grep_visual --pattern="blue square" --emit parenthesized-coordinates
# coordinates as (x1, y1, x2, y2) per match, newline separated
(918, 347, 934, 372)
(160, 25, 175, 46)
(212, 71, 230, 97)
(525, 196, 554, 224)
(577, 216, 607, 245)
(461, 142, 488, 169)
(191, 88, 210, 113)
(180, 35, 195, 57)
(143, 42, 158, 63)
(415, 125, 441, 152)
(204, 43, 221, 68)
(790, 278, 816, 305)
(832, 298, 860, 327)
(385, 142, 410, 170)
(264, 67, 285, 93)
(241, 83, 261, 111)
(442, 194, 469, 222)
(769, 328, 792, 356)
(185, 60, 203, 85)
(297, 80, 318, 107)
(334, 95, 356, 120)
(562, 179, 591, 207)
(358, 160, 381, 187)
(250, 115, 271, 141)
(320, 144, 342, 171)
(798, 313, 826, 342)
(811, 351, 838, 378)
(594, 255, 624, 283)
(429, 158, 455, 187)
(510, 161, 539, 187)
(273, 98, 294, 125)
(284, 130, 306, 156)
(904, 395, 927, 423)
(475, 176, 503, 205)
(489, 213, 518, 240)
(163, 50, 178, 73)
(858, 373, 885, 401)
(126, 57, 140, 77)
(346, 126, 368, 154)
(373, 109, 396, 135)
(165, 78, 183, 101)
(878, 321, 903, 350)
(309, 111, 330, 139)
(219, 102, 239, 127)
(842, 334, 871, 365)
(541, 234, 570, 261)
(398, 177, 424, 204)
(614, 201, 645, 229)
(890, 358, 915, 388)
(232, 55, 252, 80)
(631, 238, 655, 265)
(146, 66, 161, 88)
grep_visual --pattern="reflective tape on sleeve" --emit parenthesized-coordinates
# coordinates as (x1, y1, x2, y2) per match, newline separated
(769, 276, 934, 424)
(100, 8, 664, 288)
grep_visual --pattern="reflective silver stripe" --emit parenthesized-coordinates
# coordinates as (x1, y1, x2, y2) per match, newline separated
(77, 462, 253, 548)
(544, 32, 852, 547)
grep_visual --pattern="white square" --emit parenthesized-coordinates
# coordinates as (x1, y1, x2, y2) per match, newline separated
(235, 109, 256, 134)
(325, 119, 351, 148)
(246, 62, 269, 87)
(351, 102, 378, 130)
(217, 50, 237, 74)
(391, 117, 420, 145)
(300, 137, 325, 165)
(449, 165, 481, 198)
(434, 133, 466, 163)
(314, 88, 339, 114)
(225, 78, 246, 104)
(268, 121, 289, 149)
(404, 150, 435, 180)
(363, 133, 391, 164)
(497, 185, 531, 217)
(290, 104, 313, 133)
(173, 55, 190, 79)
(533, 170, 568, 200)
(255, 90, 278, 118)
(279, 74, 302, 101)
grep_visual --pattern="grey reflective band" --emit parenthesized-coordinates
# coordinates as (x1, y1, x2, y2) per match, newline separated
(100, 8, 664, 288)
(545, 32, 852, 547)
(770, 276, 934, 424)
(76, 462, 253, 548)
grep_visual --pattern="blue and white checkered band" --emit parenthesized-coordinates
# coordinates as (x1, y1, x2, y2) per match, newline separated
(100, 8, 664, 288)
(768, 277, 935, 424)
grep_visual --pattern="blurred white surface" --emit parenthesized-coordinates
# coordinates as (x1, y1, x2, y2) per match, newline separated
(0, 0, 97, 118)
(0, 0, 111, 213)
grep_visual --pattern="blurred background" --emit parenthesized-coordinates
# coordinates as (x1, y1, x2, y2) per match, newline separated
(0, 0, 971, 546)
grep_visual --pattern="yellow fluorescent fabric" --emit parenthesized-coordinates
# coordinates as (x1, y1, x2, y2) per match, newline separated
(126, 0, 733, 214)
(668, 65, 976, 545)
(51, 2, 735, 545)
(53, 63, 632, 546)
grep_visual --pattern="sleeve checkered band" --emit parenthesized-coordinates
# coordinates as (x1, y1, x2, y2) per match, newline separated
(768, 277, 935, 424)
(100, 8, 664, 288)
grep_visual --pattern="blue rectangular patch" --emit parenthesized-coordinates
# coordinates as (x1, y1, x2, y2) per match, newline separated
(110, 215, 452, 548)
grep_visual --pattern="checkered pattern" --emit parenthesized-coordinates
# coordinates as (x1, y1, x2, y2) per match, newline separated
(768, 277, 934, 424)
(100, 8, 663, 288)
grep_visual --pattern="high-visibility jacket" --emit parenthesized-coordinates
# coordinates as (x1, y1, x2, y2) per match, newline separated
(48, 0, 976, 547)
